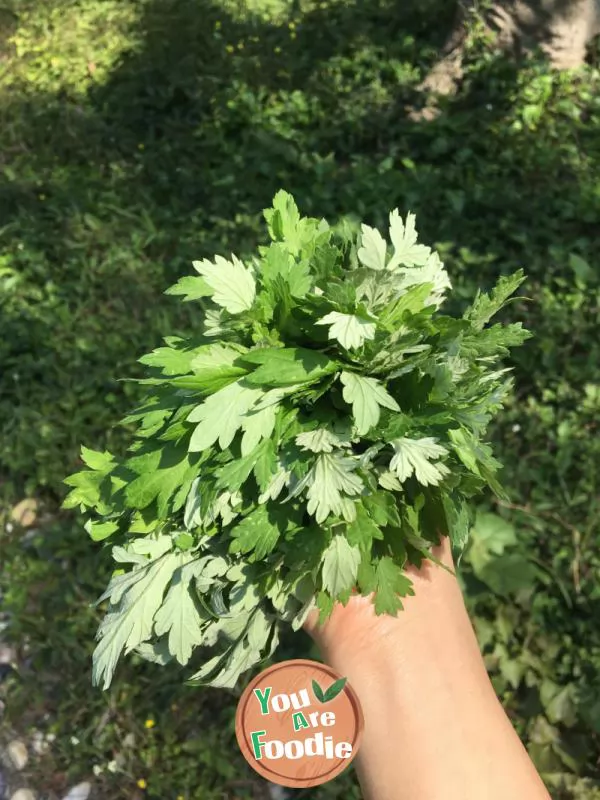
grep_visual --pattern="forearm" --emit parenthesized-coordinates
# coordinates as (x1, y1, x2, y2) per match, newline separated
(311, 543, 551, 800)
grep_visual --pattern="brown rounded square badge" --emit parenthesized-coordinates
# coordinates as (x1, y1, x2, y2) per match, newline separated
(235, 659, 364, 788)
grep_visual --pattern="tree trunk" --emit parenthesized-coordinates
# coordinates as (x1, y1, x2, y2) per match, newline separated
(418, 0, 600, 100)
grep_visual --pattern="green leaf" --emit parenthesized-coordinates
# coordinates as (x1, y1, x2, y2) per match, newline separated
(323, 677, 347, 702)
(190, 344, 249, 394)
(154, 559, 210, 665)
(371, 556, 415, 615)
(93, 553, 179, 690)
(387, 210, 431, 269)
(188, 381, 263, 452)
(138, 346, 197, 376)
(312, 679, 326, 703)
(389, 437, 450, 486)
(165, 275, 212, 302)
(85, 519, 119, 542)
(193, 254, 256, 313)
(241, 347, 337, 387)
(321, 535, 361, 597)
(346, 502, 384, 549)
(463, 270, 526, 330)
(293, 453, 363, 524)
(316, 311, 376, 350)
(357, 224, 387, 270)
(468, 511, 517, 574)
(124, 449, 198, 517)
(230, 505, 281, 560)
(340, 372, 400, 435)
(363, 491, 401, 527)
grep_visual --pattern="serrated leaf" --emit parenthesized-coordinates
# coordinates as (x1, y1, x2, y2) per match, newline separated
(294, 453, 363, 524)
(463, 269, 525, 330)
(387, 210, 431, 269)
(389, 437, 450, 486)
(193, 254, 256, 313)
(230, 505, 281, 560)
(165, 275, 212, 301)
(188, 381, 263, 452)
(93, 553, 179, 690)
(321, 535, 361, 597)
(241, 347, 337, 387)
(190, 344, 248, 394)
(357, 224, 387, 270)
(370, 556, 415, 615)
(316, 312, 376, 350)
(154, 559, 210, 665)
(340, 372, 400, 435)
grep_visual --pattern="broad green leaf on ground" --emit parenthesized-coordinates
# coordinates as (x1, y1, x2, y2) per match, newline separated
(321, 534, 361, 597)
(316, 312, 376, 350)
(357, 224, 387, 270)
(193, 254, 256, 313)
(389, 437, 450, 486)
(93, 553, 179, 689)
(468, 511, 517, 574)
(188, 380, 263, 451)
(340, 371, 400, 435)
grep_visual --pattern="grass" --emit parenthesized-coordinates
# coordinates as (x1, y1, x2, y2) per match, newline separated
(0, 0, 599, 797)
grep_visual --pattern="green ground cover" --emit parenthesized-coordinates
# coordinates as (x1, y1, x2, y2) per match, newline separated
(1, 0, 599, 797)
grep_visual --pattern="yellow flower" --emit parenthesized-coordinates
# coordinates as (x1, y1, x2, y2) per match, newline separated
(290, 32, 297, 40)
(144, 719, 155, 729)
(215, 20, 221, 29)
(288, 21, 296, 29)
(137, 778, 147, 789)
(225, 44, 235, 54)
(274, 46, 281, 54)
(237, 41, 244, 50)
(137, 143, 145, 150)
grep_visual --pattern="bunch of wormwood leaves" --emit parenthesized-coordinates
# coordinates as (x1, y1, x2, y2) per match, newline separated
(64, 191, 530, 691)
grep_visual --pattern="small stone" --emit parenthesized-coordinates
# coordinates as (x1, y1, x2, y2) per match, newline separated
(10, 790, 37, 800)
(61, 782, 91, 800)
(10, 499, 38, 528)
(7, 740, 28, 771)
(0, 644, 16, 664)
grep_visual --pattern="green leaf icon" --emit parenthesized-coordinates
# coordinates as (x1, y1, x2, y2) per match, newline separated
(312, 679, 326, 703)
(312, 676, 347, 703)
(324, 677, 347, 702)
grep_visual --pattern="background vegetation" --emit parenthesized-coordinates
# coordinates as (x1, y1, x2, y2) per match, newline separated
(1, 0, 599, 797)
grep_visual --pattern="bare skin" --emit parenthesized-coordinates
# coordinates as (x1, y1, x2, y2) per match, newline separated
(304, 538, 551, 800)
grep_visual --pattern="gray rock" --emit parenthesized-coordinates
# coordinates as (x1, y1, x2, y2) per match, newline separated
(61, 782, 91, 800)
(0, 645, 16, 665)
(6, 741, 28, 771)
